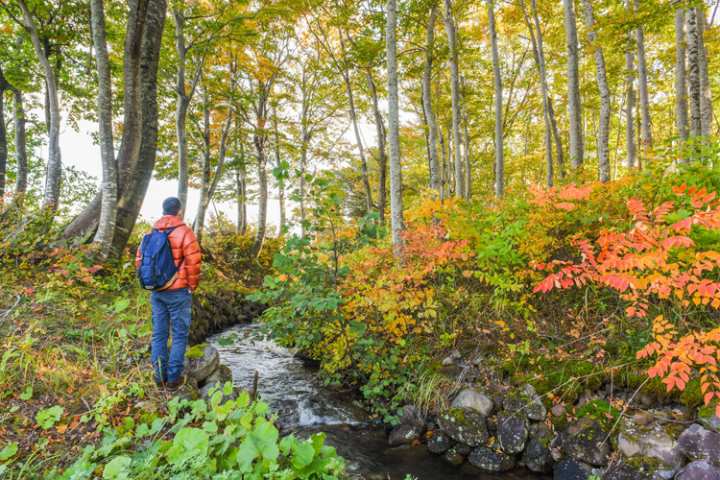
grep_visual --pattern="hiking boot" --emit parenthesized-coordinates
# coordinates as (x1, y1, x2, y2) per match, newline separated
(166, 376, 185, 391)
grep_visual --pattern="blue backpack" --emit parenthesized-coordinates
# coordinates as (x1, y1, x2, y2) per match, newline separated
(137, 227, 179, 291)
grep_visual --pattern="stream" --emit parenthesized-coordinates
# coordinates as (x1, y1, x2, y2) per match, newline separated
(209, 324, 547, 480)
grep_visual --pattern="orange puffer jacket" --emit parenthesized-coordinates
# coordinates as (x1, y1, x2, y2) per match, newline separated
(135, 215, 202, 291)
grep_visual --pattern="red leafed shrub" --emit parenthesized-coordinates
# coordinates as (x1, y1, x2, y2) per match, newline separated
(533, 185, 720, 415)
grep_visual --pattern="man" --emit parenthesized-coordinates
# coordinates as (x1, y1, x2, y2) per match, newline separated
(136, 197, 201, 390)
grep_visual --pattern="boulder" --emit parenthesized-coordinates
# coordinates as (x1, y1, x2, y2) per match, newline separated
(503, 384, 547, 421)
(200, 364, 232, 389)
(388, 423, 422, 446)
(616, 420, 684, 476)
(398, 404, 426, 430)
(521, 423, 553, 473)
(451, 389, 494, 417)
(185, 345, 220, 383)
(427, 430, 453, 454)
(454, 443, 472, 455)
(562, 418, 611, 466)
(468, 446, 515, 473)
(698, 409, 720, 433)
(676, 461, 720, 480)
(553, 458, 593, 480)
(443, 446, 465, 466)
(437, 408, 488, 447)
(678, 424, 720, 465)
(497, 411, 528, 454)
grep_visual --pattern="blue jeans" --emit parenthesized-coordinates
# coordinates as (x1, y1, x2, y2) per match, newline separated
(150, 288, 192, 383)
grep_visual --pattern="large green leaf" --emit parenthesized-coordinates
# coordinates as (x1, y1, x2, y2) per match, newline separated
(166, 427, 209, 467)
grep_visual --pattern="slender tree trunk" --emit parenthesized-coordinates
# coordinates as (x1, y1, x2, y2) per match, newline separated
(439, 128, 447, 199)
(634, 0, 652, 157)
(235, 130, 247, 235)
(387, 0, 404, 257)
(522, 0, 553, 186)
(18, 0, 62, 210)
(443, 0, 464, 198)
(675, 6, 689, 160)
(110, 0, 166, 258)
(462, 114, 471, 197)
(687, 7, 702, 138)
(0, 79, 6, 202)
(625, 1, 637, 169)
(365, 70, 387, 223)
(562, 0, 584, 169)
(581, 0, 611, 182)
(422, 2, 441, 194)
(194, 88, 211, 243)
(251, 86, 270, 258)
(13, 89, 27, 196)
(697, 6, 713, 137)
(90, 0, 118, 258)
(488, 0, 504, 197)
(272, 106, 286, 233)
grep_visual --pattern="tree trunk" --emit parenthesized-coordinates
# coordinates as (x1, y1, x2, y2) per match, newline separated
(366, 70, 387, 223)
(0, 78, 6, 202)
(462, 113, 471, 197)
(443, 0, 464, 198)
(488, 0, 503, 197)
(13, 89, 27, 197)
(675, 6, 689, 159)
(18, 0, 62, 210)
(634, 0, 652, 157)
(422, 2, 441, 194)
(235, 129, 247, 235)
(109, 0, 166, 259)
(251, 85, 270, 258)
(624, 1, 637, 169)
(387, 0, 404, 257)
(63, 0, 148, 239)
(439, 128, 447, 199)
(562, 0, 583, 169)
(581, 0, 611, 182)
(339, 35, 373, 213)
(90, 0, 118, 258)
(272, 106, 286, 233)
(696, 6, 713, 137)
(687, 7, 702, 138)
(522, 0, 554, 186)
(194, 88, 211, 243)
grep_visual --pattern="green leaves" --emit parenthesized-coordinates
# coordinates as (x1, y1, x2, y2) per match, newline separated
(0, 442, 18, 462)
(166, 427, 209, 467)
(35, 405, 64, 430)
(102, 455, 132, 480)
(236, 418, 279, 472)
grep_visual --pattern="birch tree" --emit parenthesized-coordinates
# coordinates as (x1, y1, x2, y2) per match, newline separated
(624, 0, 637, 169)
(488, 0, 503, 197)
(386, 0, 404, 256)
(422, 2, 441, 194)
(634, 0, 652, 156)
(443, 0, 464, 197)
(562, 0, 584, 169)
(675, 5, 688, 158)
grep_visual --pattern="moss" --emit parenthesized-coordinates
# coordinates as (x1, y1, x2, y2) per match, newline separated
(185, 343, 207, 360)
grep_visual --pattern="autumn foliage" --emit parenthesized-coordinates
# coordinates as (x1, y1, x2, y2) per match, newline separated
(534, 184, 720, 415)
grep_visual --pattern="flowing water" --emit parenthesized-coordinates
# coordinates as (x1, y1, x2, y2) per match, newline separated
(209, 324, 547, 480)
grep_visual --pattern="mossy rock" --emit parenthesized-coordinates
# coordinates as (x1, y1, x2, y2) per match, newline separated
(437, 407, 488, 447)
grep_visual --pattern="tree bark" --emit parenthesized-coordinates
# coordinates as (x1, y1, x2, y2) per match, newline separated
(366, 70, 387, 223)
(488, 0, 503, 197)
(386, 0, 404, 257)
(90, 0, 118, 258)
(272, 106, 286, 233)
(562, 0, 584, 169)
(675, 6, 689, 159)
(624, 0, 637, 169)
(251, 83, 271, 258)
(63, 0, 148, 239)
(18, 0, 62, 210)
(581, 0, 610, 182)
(422, 2, 441, 195)
(235, 126, 247, 235)
(194, 87, 211, 243)
(696, 6, 713, 137)
(0, 74, 7, 202)
(634, 0, 652, 156)
(443, 0, 464, 198)
(109, 0, 166, 259)
(13, 88, 27, 196)
(687, 7, 702, 138)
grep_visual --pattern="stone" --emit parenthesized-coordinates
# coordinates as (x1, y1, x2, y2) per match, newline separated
(603, 462, 652, 480)
(454, 443, 472, 456)
(185, 345, 220, 383)
(698, 409, 720, 433)
(523, 384, 548, 421)
(552, 403, 567, 418)
(398, 404, 426, 430)
(563, 417, 611, 466)
(468, 446, 515, 473)
(388, 424, 422, 446)
(437, 408, 488, 447)
(441, 350, 461, 366)
(616, 420, 684, 476)
(553, 458, 592, 480)
(497, 411, 529, 454)
(676, 461, 720, 480)
(443, 446, 465, 466)
(427, 430, 452, 454)
(521, 423, 553, 473)
(201, 364, 232, 388)
(633, 411, 654, 426)
(678, 424, 720, 465)
(451, 389, 494, 417)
